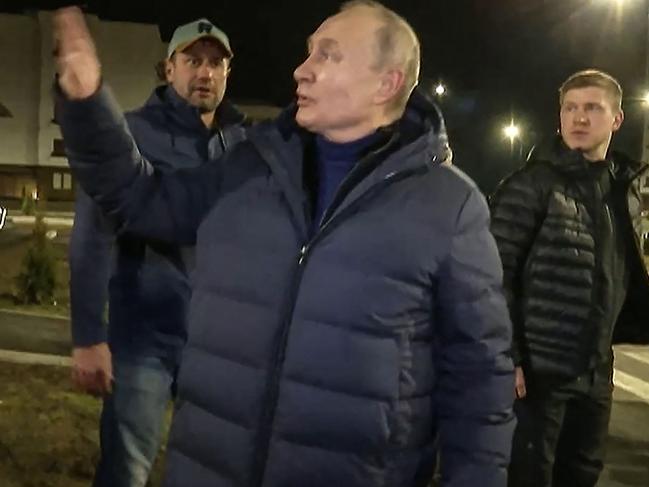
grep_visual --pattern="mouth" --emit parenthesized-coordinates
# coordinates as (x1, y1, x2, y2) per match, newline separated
(193, 87, 214, 97)
(296, 92, 313, 106)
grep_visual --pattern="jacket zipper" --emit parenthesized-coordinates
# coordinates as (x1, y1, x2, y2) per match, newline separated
(251, 164, 429, 486)
(218, 128, 228, 152)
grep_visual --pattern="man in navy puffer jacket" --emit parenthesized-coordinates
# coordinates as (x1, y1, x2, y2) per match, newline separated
(68, 18, 246, 487)
(54, 2, 515, 486)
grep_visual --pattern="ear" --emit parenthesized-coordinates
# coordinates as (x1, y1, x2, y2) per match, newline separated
(612, 108, 624, 132)
(374, 68, 405, 106)
(165, 59, 174, 83)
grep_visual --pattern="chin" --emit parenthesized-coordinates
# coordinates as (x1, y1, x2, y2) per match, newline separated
(295, 111, 315, 130)
(565, 140, 590, 152)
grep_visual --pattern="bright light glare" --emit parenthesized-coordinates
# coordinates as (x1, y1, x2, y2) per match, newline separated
(503, 123, 521, 140)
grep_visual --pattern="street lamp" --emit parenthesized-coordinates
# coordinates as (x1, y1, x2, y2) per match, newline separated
(434, 83, 446, 97)
(643, 91, 649, 105)
(503, 122, 521, 141)
(503, 121, 523, 159)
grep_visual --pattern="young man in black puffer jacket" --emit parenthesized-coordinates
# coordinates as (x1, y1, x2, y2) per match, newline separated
(491, 69, 649, 487)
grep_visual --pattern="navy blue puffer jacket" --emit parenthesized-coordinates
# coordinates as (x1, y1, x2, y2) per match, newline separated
(59, 86, 515, 487)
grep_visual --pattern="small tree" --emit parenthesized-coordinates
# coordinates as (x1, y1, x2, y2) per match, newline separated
(15, 216, 57, 304)
(21, 190, 36, 216)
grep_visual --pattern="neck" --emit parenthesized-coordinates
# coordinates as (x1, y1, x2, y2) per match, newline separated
(321, 113, 395, 143)
(583, 141, 611, 163)
(201, 111, 216, 129)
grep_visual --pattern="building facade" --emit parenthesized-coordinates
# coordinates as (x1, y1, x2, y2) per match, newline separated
(0, 10, 166, 204)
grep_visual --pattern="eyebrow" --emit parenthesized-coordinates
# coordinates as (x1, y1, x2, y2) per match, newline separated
(306, 36, 340, 51)
(563, 101, 604, 107)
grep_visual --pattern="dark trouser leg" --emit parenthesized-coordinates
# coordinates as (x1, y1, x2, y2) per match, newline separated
(508, 388, 568, 487)
(552, 369, 613, 487)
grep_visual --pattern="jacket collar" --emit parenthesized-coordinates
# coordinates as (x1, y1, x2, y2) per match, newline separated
(145, 85, 247, 132)
(246, 87, 452, 240)
(528, 135, 647, 182)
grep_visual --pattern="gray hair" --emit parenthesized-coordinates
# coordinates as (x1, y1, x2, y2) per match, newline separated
(340, 0, 420, 114)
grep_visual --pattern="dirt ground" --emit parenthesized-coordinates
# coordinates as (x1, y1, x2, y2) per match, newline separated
(0, 362, 166, 487)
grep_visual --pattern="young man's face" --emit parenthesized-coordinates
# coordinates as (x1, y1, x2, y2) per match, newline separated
(166, 39, 230, 114)
(559, 86, 623, 161)
(293, 10, 388, 142)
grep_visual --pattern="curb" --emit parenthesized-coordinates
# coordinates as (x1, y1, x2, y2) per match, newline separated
(0, 308, 69, 321)
(0, 349, 70, 367)
(9, 215, 73, 227)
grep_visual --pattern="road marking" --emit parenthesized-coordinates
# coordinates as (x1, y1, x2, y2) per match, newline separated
(617, 350, 649, 368)
(613, 369, 649, 404)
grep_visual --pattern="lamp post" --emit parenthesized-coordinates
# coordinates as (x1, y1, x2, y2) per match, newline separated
(503, 121, 522, 159)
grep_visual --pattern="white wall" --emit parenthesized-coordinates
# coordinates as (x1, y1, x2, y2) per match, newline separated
(0, 11, 165, 169)
(0, 13, 40, 166)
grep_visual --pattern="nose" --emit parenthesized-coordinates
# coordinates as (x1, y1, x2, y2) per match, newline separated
(197, 61, 214, 80)
(294, 56, 314, 84)
(574, 109, 588, 125)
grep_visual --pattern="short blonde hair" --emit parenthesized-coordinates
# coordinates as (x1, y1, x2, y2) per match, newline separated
(559, 69, 623, 112)
(341, 0, 420, 115)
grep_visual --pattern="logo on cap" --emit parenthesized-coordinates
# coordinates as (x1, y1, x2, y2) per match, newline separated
(198, 22, 213, 34)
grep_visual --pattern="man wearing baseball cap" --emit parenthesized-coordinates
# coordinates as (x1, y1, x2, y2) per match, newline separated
(68, 16, 246, 487)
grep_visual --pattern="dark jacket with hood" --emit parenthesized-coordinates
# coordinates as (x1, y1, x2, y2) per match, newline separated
(69, 85, 247, 362)
(490, 137, 649, 381)
(59, 85, 515, 487)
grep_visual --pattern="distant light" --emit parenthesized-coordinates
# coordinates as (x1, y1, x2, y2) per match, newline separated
(434, 83, 446, 96)
(642, 91, 649, 105)
(503, 123, 521, 141)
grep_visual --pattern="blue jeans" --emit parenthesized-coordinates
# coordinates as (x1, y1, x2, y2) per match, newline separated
(93, 355, 176, 487)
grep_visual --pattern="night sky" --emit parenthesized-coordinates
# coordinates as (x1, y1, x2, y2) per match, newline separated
(5, 0, 648, 192)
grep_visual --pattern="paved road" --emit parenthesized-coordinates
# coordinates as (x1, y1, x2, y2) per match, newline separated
(601, 346, 649, 486)
(0, 310, 70, 356)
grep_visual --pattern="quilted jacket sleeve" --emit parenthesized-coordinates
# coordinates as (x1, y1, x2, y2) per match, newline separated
(435, 186, 516, 487)
(489, 165, 548, 364)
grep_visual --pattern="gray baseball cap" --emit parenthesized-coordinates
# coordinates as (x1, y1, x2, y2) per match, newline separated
(167, 18, 233, 59)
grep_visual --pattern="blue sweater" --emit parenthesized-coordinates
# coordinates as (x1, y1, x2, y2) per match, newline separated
(313, 131, 384, 228)
(68, 85, 247, 362)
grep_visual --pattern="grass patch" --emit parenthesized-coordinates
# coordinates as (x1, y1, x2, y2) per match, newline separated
(0, 362, 167, 486)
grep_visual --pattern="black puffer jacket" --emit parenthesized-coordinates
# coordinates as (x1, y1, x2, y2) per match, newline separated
(490, 138, 649, 380)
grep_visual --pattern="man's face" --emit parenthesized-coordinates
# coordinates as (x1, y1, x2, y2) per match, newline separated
(559, 86, 623, 161)
(293, 10, 387, 142)
(166, 39, 230, 113)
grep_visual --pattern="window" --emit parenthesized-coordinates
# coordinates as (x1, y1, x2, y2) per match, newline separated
(0, 102, 12, 118)
(52, 172, 62, 190)
(52, 172, 72, 191)
(52, 139, 66, 157)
